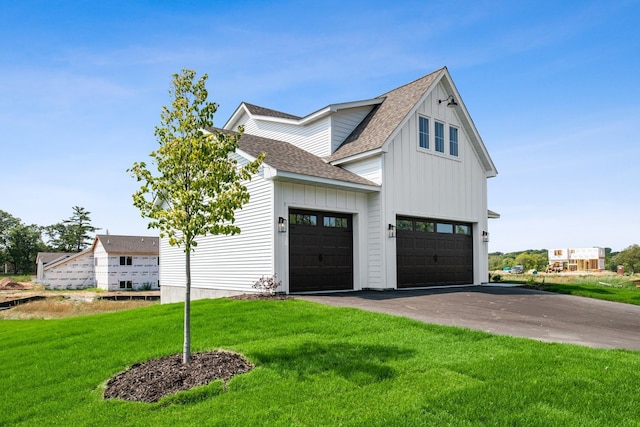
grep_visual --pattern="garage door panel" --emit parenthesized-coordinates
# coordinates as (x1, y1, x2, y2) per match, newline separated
(289, 209, 353, 293)
(397, 216, 473, 288)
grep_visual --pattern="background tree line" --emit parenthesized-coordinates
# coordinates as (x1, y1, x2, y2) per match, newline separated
(0, 206, 98, 274)
(489, 246, 640, 274)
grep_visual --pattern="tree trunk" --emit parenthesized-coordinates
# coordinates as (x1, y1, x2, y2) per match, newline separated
(183, 248, 192, 364)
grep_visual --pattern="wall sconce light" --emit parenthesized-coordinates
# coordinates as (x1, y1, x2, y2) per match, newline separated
(482, 231, 489, 242)
(438, 94, 458, 108)
(388, 224, 396, 238)
(278, 217, 287, 233)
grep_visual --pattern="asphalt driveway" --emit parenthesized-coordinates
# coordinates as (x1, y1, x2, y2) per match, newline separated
(299, 286, 640, 350)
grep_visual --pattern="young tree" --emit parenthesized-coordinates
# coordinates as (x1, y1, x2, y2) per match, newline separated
(129, 69, 263, 364)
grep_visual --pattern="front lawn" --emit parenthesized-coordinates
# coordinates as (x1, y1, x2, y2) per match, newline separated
(2, 298, 639, 426)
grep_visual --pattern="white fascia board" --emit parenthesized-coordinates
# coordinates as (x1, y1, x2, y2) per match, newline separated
(223, 104, 250, 130)
(329, 148, 385, 166)
(235, 148, 278, 179)
(266, 171, 380, 193)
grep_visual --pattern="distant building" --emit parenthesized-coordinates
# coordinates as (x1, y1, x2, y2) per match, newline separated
(36, 235, 159, 290)
(548, 247, 605, 272)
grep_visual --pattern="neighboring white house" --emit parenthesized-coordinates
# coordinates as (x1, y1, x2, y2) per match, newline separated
(160, 67, 498, 303)
(548, 247, 605, 272)
(37, 235, 159, 290)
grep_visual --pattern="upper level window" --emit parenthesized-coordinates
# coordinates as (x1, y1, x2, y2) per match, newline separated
(419, 116, 429, 149)
(435, 122, 444, 153)
(119, 256, 132, 266)
(449, 126, 459, 157)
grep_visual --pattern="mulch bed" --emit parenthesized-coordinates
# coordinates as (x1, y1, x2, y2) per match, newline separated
(103, 350, 253, 403)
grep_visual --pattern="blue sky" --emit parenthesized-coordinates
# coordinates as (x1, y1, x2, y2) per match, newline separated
(1, 0, 638, 253)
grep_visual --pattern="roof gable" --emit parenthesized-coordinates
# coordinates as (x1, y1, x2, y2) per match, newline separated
(327, 68, 444, 162)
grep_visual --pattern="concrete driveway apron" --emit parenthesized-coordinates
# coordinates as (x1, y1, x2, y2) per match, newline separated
(299, 286, 640, 350)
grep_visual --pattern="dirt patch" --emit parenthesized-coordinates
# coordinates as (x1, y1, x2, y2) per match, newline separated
(103, 350, 253, 403)
(0, 278, 27, 290)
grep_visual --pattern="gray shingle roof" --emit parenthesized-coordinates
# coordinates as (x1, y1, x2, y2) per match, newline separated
(96, 235, 159, 255)
(37, 252, 75, 265)
(214, 129, 379, 188)
(327, 68, 444, 162)
(243, 102, 301, 120)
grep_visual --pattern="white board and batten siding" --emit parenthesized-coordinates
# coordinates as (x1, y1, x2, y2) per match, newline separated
(382, 85, 490, 286)
(160, 159, 274, 303)
(273, 181, 370, 293)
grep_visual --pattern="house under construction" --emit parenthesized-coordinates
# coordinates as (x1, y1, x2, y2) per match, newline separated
(547, 247, 605, 272)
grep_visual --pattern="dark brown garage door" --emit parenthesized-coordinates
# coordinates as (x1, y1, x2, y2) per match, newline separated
(289, 209, 353, 292)
(396, 216, 473, 288)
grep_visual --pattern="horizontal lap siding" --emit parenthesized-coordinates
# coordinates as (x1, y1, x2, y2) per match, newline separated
(342, 156, 382, 185)
(160, 162, 273, 295)
(331, 107, 374, 153)
(243, 116, 332, 158)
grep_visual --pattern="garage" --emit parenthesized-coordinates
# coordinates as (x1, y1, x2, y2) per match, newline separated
(396, 216, 473, 288)
(288, 209, 353, 293)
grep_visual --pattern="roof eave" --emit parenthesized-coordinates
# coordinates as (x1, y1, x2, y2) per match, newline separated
(267, 171, 380, 193)
(329, 148, 385, 166)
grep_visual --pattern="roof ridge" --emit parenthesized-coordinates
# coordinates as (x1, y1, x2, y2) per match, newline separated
(376, 67, 446, 98)
(243, 102, 301, 120)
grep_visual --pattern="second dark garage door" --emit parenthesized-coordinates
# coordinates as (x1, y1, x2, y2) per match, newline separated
(396, 216, 473, 287)
(289, 209, 353, 292)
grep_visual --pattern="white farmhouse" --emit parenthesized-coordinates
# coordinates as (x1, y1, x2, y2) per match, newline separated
(37, 235, 159, 290)
(160, 67, 498, 302)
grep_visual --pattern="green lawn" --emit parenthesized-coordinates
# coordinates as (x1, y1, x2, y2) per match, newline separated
(2, 298, 640, 426)
(507, 274, 640, 306)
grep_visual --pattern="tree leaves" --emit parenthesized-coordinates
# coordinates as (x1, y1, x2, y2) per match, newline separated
(129, 70, 263, 254)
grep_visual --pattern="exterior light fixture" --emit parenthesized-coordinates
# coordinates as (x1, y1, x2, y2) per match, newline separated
(438, 94, 458, 108)
(482, 231, 489, 242)
(278, 217, 287, 233)
(388, 224, 396, 238)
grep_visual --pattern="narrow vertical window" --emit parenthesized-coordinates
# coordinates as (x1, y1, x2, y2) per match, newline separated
(450, 126, 458, 157)
(419, 116, 429, 149)
(435, 122, 444, 153)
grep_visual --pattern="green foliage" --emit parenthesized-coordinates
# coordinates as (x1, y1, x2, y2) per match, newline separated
(129, 69, 264, 250)
(490, 250, 548, 271)
(44, 206, 99, 252)
(252, 274, 282, 295)
(611, 244, 640, 274)
(2, 300, 640, 426)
